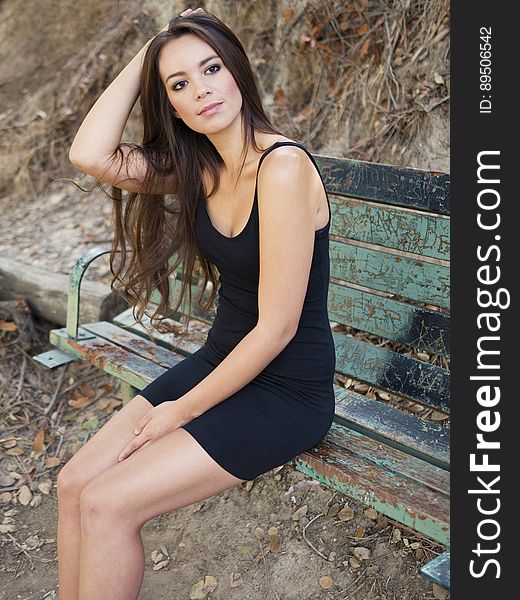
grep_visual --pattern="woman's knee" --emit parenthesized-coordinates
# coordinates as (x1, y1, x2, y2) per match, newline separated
(79, 481, 141, 532)
(57, 457, 91, 503)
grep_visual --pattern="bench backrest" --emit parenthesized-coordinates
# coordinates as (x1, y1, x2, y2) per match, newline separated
(154, 153, 451, 415)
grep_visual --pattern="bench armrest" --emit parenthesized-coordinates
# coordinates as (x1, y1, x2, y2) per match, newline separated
(66, 246, 130, 339)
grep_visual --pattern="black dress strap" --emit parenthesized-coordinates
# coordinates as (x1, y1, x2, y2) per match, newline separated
(254, 140, 331, 231)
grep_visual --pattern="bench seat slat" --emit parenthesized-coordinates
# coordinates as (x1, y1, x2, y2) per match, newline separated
(49, 328, 168, 389)
(84, 319, 208, 359)
(330, 239, 450, 309)
(291, 423, 450, 545)
(324, 423, 449, 496)
(335, 387, 450, 469)
(334, 333, 450, 412)
(329, 195, 450, 260)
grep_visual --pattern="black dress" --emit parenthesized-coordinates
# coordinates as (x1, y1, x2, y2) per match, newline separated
(139, 141, 336, 481)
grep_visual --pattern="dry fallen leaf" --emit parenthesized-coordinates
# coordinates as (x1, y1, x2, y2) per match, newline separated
(353, 546, 371, 561)
(338, 505, 354, 521)
(269, 532, 281, 553)
(291, 505, 308, 521)
(189, 575, 217, 599)
(98, 383, 115, 393)
(230, 571, 243, 588)
(326, 502, 340, 517)
(17, 485, 32, 506)
(432, 582, 450, 599)
(78, 383, 95, 397)
(391, 528, 402, 544)
(33, 425, 46, 454)
(152, 559, 170, 571)
(364, 507, 378, 520)
(6, 447, 24, 456)
(0, 320, 17, 332)
(430, 410, 448, 421)
(319, 575, 333, 589)
(68, 395, 97, 410)
(38, 480, 52, 495)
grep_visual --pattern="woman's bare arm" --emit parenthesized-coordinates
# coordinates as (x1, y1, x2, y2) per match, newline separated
(68, 28, 175, 193)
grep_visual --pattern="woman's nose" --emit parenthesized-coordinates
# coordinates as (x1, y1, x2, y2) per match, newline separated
(196, 88, 211, 99)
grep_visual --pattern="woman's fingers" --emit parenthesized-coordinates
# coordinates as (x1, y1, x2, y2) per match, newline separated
(180, 8, 205, 16)
(118, 433, 149, 462)
(134, 412, 152, 435)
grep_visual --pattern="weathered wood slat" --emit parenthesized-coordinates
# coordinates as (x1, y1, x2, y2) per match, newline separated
(420, 550, 451, 589)
(313, 154, 450, 214)
(330, 239, 450, 309)
(328, 283, 450, 357)
(144, 279, 453, 358)
(82, 321, 185, 367)
(291, 422, 450, 545)
(329, 196, 450, 260)
(334, 387, 450, 469)
(155, 254, 451, 356)
(323, 422, 449, 496)
(148, 265, 452, 357)
(99, 312, 451, 468)
(49, 327, 167, 389)
(334, 333, 450, 412)
(87, 317, 209, 357)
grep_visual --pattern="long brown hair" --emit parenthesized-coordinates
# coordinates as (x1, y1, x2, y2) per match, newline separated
(101, 11, 284, 341)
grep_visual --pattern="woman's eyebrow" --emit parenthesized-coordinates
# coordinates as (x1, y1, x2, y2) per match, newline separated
(166, 55, 220, 82)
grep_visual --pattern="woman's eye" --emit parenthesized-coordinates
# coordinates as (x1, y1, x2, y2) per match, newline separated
(172, 64, 221, 91)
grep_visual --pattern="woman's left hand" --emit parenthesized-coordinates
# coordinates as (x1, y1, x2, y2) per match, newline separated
(117, 400, 190, 462)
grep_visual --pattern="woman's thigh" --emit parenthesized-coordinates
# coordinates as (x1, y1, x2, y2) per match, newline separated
(79, 427, 247, 529)
(57, 393, 153, 493)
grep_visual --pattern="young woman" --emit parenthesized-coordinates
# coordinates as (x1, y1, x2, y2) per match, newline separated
(60, 7, 335, 599)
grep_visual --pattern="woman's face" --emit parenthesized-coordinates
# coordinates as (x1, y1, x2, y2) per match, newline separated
(158, 34, 243, 133)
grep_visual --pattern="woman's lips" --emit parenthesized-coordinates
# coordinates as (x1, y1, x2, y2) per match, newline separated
(199, 102, 223, 116)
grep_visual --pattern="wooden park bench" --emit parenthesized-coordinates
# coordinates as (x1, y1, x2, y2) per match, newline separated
(32, 153, 451, 590)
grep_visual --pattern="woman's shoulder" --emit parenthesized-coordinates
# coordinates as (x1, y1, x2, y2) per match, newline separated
(257, 135, 301, 151)
(257, 137, 322, 197)
(257, 136, 311, 172)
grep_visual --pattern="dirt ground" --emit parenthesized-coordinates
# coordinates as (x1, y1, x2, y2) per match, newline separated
(0, 183, 449, 600)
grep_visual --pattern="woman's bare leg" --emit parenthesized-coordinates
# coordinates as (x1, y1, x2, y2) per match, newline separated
(77, 427, 246, 600)
(56, 394, 155, 600)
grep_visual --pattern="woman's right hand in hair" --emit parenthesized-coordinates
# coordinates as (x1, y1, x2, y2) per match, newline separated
(159, 7, 205, 33)
(179, 7, 205, 17)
